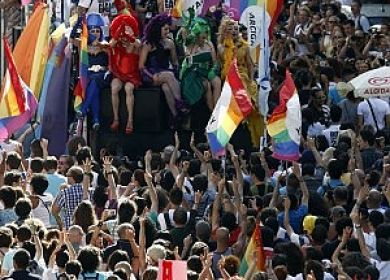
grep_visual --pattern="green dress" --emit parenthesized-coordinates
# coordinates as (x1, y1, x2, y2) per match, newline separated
(180, 51, 218, 105)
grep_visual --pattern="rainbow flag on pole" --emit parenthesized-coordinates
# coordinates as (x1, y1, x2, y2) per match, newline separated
(0, 38, 38, 140)
(74, 16, 89, 111)
(13, 3, 49, 100)
(239, 223, 265, 275)
(206, 59, 253, 156)
(267, 70, 301, 161)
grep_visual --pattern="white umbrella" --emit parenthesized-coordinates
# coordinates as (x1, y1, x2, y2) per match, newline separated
(349, 66, 390, 98)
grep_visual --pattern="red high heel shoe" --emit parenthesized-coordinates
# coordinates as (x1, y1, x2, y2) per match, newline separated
(125, 121, 133, 135)
(110, 120, 119, 132)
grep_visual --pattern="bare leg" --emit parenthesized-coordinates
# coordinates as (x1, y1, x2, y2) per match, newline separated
(155, 72, 181, 101)
(204, 80, 213, 112)
(211, 76, 222, 107)
(161, 83, 177, 116)
(111, 78, 123, 131)
(124, 82, 135, 133)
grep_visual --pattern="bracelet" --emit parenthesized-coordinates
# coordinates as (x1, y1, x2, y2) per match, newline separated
(106, 171, 113, 175)
(84, 172, 92, 176)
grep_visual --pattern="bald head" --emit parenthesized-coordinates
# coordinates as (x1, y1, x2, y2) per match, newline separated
(367, 190, 382, 209)
(196, 221, 211, 242)
(68, 225, 83, 244)
(216, 227, 229, 245)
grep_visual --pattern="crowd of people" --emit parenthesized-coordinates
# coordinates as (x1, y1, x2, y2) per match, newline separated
(1, 0, 390, 280)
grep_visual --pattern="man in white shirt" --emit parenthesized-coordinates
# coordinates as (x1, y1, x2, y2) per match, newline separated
(357, 97, 390, 133)
(323, 105, 342, 147)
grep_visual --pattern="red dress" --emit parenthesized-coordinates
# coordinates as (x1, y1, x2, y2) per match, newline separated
(110, 45, 141, 87)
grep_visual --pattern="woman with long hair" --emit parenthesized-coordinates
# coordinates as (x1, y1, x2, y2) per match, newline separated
(139, 13, 186, 127)
(73, 201, 97, 234)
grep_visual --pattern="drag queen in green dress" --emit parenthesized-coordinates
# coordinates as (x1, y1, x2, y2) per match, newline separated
(179, 17, 221, 112)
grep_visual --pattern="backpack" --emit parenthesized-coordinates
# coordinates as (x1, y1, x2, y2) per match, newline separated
(81, 272, 100, 280)
(163, 212, 173, 230)
(28, 259, 44, 276)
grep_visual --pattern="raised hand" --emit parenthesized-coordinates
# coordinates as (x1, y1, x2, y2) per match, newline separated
(174, 131, 180, 149)
(292, 161, 301, 178)
(190, 132, 196, 149)
(40, 138, 49, 149)
(358, 185, 370, 203)
(194, 190, 202, 205)
(82, 158, 93, 174)
(307, 137, 316, 150)
(102, 156, 113, 173)
(218, 178, 225, 194)
(144, 172, 153, 186)
(284, 197, 291, 210)
(144, 149, 152, 163)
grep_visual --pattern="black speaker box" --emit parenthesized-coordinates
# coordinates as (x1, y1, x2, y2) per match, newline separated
(100, 86, 168, 133)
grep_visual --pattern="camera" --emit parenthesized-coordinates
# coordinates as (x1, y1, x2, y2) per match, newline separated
(274, 31, 287, 40)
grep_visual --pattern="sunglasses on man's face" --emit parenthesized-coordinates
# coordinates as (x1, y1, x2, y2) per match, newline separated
(90, 29, 101, 34)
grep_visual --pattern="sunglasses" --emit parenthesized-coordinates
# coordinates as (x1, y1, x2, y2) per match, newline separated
(90, 29, 101, 34)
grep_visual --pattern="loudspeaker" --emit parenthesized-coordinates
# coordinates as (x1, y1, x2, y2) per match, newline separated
(99, 86, 168, 133)
(134, 87, 168, 133)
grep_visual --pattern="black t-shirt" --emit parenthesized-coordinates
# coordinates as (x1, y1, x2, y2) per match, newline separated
(103, 239, 134, 263)
(321, 239, 341, 260)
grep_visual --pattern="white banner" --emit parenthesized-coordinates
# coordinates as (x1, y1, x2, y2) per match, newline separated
(239, 5, 270, 49)
(349, 66, 390, 98)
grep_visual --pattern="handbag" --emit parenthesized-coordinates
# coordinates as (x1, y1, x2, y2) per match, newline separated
(366, 99, 390, 143)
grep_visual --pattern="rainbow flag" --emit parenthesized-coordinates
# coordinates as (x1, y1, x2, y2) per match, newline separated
(0, 39, 38, 140)
(74, 16, 89, 111)
(239, 223, 265, 275)
(267, 70, 301, 161)
(12, 3, 49, 100)
(206, 59, 253, 156)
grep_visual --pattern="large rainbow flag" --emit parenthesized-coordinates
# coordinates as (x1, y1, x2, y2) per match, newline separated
(267, 70, 301, 161)
(238, 223, 265, 275)
(74, 16, 89, 112)
(0, 39, 38, 140)
(12, 3, 49, 100)
(206, 59, 253, 156)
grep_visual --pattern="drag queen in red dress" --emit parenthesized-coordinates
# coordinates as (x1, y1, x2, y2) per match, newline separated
(109, 14, 141, 134)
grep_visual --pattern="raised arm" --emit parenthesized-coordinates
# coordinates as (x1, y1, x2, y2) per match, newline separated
(283, 197, 295, 238)
(332, 227, 352, 266)
(103, 156, 117, 201)
(144, 172, 158, 213)
(139, 209, 147, 274)
(169, 132, 180, 178)
(293, 161, 309, 207)
(350, 185, 371, 259)
(269, 174, 283, 208)
(211, 179, 224, 232)
(307, 137, 324, 167)
(81, 158, 93, 200)
(144, 149, 152, 175)
(177, 161, 189, 190)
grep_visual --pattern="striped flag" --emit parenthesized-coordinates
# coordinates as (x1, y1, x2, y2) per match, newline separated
(0, 38, 38, 140)
(268, 70, 301, 161)
(206, 59, 253, 156)
(239, 223, 265, 275)
(74, 16, 89, 112)
(13, 3, 50, 100)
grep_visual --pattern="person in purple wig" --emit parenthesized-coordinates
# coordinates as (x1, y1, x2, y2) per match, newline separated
(139, 13, 186, 127)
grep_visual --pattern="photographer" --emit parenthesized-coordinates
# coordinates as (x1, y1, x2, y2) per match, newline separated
(362, 28, 389, 59)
